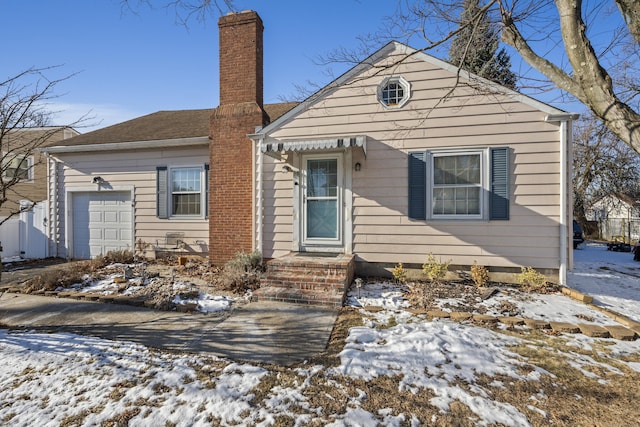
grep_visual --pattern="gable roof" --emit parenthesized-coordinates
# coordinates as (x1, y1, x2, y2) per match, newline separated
(48, 102, 297, 149)
(257, 42, 573, 136)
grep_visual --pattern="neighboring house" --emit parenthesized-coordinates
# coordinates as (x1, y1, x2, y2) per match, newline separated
(586, 194, 640, 242)
(0, 127, 78, 258)
(43, 10, 576, 293)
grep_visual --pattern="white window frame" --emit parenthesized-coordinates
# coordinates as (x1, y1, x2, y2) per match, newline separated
(378, 76, 411, 109)
(2, 153, 34, 181)
(428, 148, 489, 220)
(169, 165, 205, 218)
(301, 153, 344, 248)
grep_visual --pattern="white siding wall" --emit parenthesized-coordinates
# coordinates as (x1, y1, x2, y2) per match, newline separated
(260, 50, 564, 272)
(53, 146, 209, 257)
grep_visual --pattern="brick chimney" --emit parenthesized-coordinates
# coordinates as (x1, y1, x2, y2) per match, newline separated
(209, 10, 267, 265)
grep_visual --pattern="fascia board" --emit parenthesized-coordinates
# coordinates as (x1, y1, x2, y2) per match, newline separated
(40, 136, 209, 154)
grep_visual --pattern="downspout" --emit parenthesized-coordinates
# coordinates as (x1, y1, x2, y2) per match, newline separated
(545, 113, 579, 286)
(558, 120, 568, 286)
(44, 152, 58, 258)
(256, 136, 264, 256)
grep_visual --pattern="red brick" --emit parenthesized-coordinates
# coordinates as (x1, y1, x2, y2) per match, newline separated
(209, 11, 267, 265)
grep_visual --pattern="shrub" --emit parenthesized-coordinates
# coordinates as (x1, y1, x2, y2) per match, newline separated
(391, 263, 407, 284)
(470, 261, 490, 287)
(102, 250, 135, 265)
(516, 266, 548, 291)
(218, 250, 263, 292)
(422, 253, 451, 283)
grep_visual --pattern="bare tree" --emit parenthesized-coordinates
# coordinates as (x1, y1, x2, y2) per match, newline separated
(0, 66, 81, 227)
(119, 1, 639, 153)
(120, 0, 236, 25)
(572, 112, 640, 228)
(385, 1, 639, 152)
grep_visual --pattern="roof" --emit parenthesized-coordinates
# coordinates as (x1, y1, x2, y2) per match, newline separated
(52, 102, 297, 148)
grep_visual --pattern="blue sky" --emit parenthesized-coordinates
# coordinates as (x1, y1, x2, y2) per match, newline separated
(3, 1, 616, 132)
(3, 0, 396, 131)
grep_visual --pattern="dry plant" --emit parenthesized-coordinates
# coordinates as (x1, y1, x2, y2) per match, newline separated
(216, 250, 263, 292)
(516, 266, 548, 292)
(421, 253, 451, 283)
(408, 253, 452, 308)
(470, 261, 490, 287)
(391, 262, 407, 284)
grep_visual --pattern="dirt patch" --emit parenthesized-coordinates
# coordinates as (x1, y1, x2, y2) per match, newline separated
(4, 256, 250, 313)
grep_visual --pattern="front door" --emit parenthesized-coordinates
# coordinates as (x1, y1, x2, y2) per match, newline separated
(302, 154, 343, 249)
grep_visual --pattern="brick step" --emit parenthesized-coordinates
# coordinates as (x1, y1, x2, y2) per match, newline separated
(261, 280, 346, 293)
(265, 265, 351, 276)
(252, 286, 345, 307)
(262, 272, 348, 286)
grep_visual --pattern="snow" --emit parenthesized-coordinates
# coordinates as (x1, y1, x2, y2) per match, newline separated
(568, 241, 640, 322)
(1, 241, 639, 425)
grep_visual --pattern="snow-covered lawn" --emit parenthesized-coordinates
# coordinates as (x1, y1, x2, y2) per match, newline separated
(569, 240, 640, 322)
(1, 243, 639, 426)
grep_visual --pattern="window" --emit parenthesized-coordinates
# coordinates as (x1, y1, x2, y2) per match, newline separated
(378, 76, 411, 108)
(156, 165, 208, 219)
(408, 147, 509, 221)
(432, 152, 482, 218)
(171, 168, 201, 215)
(3, 155, 33, 181)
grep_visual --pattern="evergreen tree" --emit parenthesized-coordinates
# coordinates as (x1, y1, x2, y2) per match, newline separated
(448, 0, 517, 90)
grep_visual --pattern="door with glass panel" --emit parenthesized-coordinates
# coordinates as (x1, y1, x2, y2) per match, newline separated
(302, 155, 342, 247)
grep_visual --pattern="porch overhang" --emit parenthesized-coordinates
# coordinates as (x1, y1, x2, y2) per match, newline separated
(261, 135, 366, 159)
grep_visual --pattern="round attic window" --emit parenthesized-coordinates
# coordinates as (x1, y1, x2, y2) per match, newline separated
(378, 76, 411, 108)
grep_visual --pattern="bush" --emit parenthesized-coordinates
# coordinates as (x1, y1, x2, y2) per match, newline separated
(391, 263, 407, 284)
(218, 250, 263, 292)
(470, 262, 490, 287)
(422, 253, 450, 283)
(516, 266, 548, 291)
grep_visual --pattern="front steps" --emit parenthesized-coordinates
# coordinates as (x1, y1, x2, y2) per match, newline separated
(254, 253, 355, 307)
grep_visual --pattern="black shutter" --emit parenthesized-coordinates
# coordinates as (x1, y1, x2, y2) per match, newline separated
(408, 151, 427, 220)
(490, 147, 509, 220)
(156, 166, 168, 219)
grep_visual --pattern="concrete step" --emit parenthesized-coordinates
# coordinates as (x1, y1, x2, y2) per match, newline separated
(550, 322, 581, 333)
(604, 325, 637, 341)
(524, 318, 551, 329)
(577, 323, 610, 338)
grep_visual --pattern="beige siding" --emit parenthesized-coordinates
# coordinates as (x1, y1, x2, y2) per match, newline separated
(53, 146, 209, 257)
(1, 128, 76, 217)
(260, 46, 565, 273)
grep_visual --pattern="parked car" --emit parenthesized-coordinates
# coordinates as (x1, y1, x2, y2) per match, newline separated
(573, 220, 585, 249)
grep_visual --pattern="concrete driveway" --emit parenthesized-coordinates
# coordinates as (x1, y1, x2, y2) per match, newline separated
(0, 260, 339, 366)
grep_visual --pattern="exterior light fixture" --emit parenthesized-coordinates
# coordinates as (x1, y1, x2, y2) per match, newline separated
(355, 162, 362, 171)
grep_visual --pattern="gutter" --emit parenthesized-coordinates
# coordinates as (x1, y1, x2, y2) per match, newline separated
(545, 113, 579, 285)
(41, 136, 209, 154)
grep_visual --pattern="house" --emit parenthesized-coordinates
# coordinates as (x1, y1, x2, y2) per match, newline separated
(0, 126, 78, 258)
(43, 10, 576, 304)
(586, 194, 640, 242)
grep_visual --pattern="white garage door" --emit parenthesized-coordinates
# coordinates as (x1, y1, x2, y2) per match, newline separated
(72, 191, 132, 259)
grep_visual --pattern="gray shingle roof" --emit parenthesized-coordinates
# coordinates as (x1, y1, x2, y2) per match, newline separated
(52, 102, 297, 147)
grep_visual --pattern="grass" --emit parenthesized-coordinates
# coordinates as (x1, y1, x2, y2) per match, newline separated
(249, 310, 640, 426)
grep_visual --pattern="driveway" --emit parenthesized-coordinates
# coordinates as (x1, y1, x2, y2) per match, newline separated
(0, 260, 338, 366)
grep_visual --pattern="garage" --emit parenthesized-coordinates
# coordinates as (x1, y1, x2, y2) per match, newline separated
(71, 191, 133, 259)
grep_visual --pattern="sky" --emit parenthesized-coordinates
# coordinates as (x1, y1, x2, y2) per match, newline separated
(3, 0, 394, 131)
(2, 1, 624, 133)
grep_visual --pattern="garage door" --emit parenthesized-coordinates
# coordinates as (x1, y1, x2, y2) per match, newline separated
(72, 191, 132, 259)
